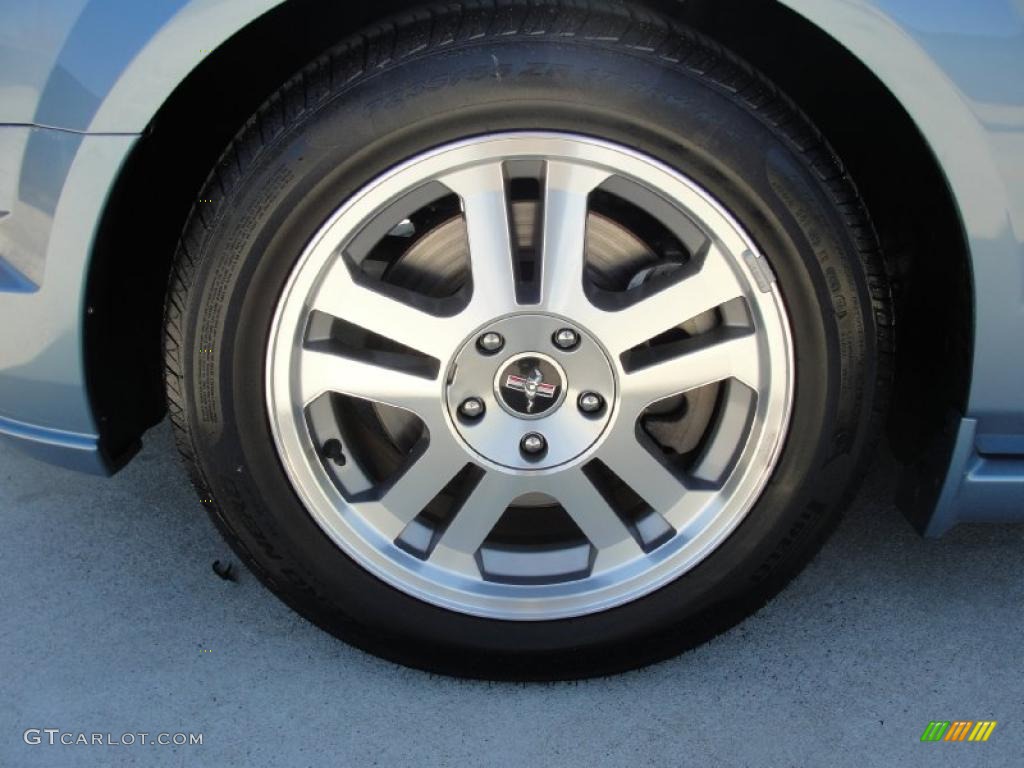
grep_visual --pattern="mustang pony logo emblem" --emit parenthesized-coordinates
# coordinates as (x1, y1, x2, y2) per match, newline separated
(505, 368, 557, 413)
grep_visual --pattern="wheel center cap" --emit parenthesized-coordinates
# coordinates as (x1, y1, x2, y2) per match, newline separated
(445, 314, 617, 471)
(495, 353, 566, 419)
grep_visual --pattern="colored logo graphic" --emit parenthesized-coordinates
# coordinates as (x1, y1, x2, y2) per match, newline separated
(496, 355, 564, 418)
(505, 370, 557, 411)
(920, 721, 997, 742)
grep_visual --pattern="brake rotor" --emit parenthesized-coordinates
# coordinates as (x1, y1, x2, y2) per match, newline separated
(386, 201, 660, 295)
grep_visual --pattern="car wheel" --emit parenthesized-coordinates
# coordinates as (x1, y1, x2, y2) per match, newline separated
(163, 0, 891, 679)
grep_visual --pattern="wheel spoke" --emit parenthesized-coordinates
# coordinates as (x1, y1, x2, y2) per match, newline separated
(346, 433, 467, 541)
(311, 255, 454, 359)
(429, 471, 518, 576)
(664, 486, 718, 535)
(597, 429, 688, 516)
(621, 328, 760, 416)
(537, 470, 643, 569)
(378, 434, 466, 527)
(440, 162, 518, 317)
(597, 424, 720, 532)
(538, 161, 611, 315)
(299, 346, 440, 414)
(598, 242, 746, 354)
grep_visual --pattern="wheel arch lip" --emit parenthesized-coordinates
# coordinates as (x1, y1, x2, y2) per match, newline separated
(0, 0, 285, 133)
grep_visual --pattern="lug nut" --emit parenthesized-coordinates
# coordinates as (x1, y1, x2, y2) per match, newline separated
(477, 332, 504, 353)
(459, 397, 485, 419)
(578, 392, 604, 414)
(520, 432, 547, 456)
(553, 328, 579, 350)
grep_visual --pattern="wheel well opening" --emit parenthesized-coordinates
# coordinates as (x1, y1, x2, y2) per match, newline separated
(87, 0, 972, 489)
(85, 0, 415, 464)
(661, 0, 973, 473)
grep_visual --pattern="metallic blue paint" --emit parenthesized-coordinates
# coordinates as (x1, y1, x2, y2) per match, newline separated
(0, 131, 136, 466)
(0, 412, 106, 475)
(928, 418, 1024, 536)
(0, 0, 1021, 530)
(779, 0, 1024, 531)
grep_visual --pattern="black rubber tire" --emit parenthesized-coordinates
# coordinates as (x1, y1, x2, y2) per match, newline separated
(163, 0, 892, 680)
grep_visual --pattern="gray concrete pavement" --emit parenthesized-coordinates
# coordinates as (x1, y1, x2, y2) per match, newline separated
(1, 420, 1022, 767)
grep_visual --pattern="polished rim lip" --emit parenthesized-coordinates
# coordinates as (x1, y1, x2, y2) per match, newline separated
(265, 131, 794, 620)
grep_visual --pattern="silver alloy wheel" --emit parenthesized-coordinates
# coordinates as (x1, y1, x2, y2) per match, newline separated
(266, 133, 794, 620)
